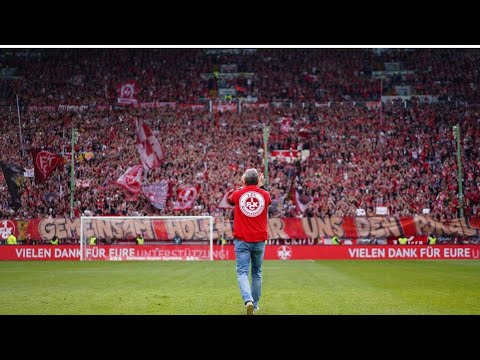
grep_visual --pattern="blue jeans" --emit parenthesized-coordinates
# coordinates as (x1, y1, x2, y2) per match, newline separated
(234, 240, 266, 309)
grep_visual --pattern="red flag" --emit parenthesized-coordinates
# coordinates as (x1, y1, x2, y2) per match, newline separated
(116, 165, 143, 194)
(31, 150, 63, 182)
(173, 185, 200, 211)
(117, 80, 138, 105)
(136, 119, 164, 171)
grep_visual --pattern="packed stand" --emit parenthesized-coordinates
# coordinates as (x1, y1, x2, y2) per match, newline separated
(0, 48, 479, 220)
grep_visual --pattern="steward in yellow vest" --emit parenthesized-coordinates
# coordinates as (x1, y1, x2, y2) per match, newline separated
(7, 234, 17, 245)
(50, 236, 59, 245)
(398, 237, 408, 245)
(135, 235, 144, 245)
(332, 236, 341, 245)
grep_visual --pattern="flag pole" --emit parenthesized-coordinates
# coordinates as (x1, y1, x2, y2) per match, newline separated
(263, 126, 270, 187)
(70, 128, 77, 219)
(16, 95, 25, 157)
(379, 78, 383, 126)
(454, 124, 464, 218)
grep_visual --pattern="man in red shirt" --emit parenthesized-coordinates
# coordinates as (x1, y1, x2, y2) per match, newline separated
(228, 168, 271, 315)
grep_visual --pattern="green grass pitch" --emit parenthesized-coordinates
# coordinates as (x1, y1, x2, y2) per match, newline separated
(0, 260, 479, 314)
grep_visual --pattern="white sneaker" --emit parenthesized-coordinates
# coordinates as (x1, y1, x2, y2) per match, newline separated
(254, 306, 260, 313)
(246, 301, 254, 315)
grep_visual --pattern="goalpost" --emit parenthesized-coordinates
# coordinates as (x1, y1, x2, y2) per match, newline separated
(80, 216, 214, 261)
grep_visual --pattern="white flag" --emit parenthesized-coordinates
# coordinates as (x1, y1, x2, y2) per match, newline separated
(217, 189, 235, 209)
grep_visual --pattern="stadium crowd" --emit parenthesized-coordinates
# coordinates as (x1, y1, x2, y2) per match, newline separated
(0, 48, 479, 221)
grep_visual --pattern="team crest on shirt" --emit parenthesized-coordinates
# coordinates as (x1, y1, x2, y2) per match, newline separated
(239, 191, 265, 217)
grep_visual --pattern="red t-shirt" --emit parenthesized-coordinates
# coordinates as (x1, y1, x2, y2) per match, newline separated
(228, 185, 271, 242)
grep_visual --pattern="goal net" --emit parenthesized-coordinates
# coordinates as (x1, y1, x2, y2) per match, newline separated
(80, 216, 213, 261)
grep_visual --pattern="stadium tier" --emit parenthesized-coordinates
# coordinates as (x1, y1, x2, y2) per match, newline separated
(0, 48, 479, 233)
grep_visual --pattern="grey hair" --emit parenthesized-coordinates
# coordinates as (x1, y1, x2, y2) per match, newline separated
(244, 168, 259, 185)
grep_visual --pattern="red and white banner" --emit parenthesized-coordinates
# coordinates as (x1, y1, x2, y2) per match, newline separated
(27, 103, 177, 113)
(173, 185, 200, 211)
(4, 215, 480, 243)
(28, 105, 56, 112)
(117, 80, 138, 105)
(116, 165, 143, 194)
(0, 245, 479, 261)
(212, 103, 237, 112)
(178, 104, 206, 111)
(241, 102, 269, 109)
(136, 118, 164, 171)
(31, 150, 63, 182)
(0, 245, 218, 261)
(58, 104, 89, 112)
(271, 150, 301, 163)
(264, 245, 480, 260)
(136, 101, 177, 109)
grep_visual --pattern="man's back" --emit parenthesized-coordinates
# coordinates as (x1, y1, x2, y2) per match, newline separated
(229, 185, 271, 242)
